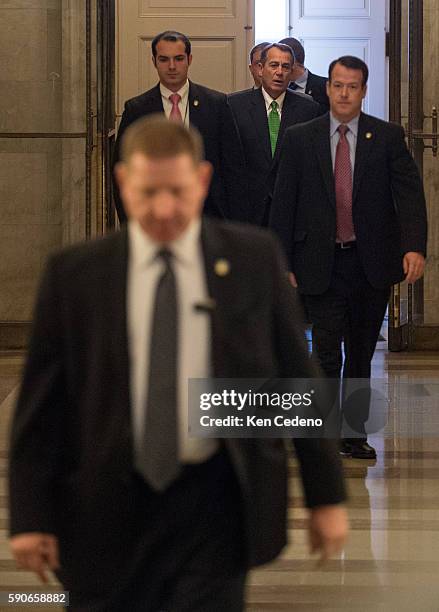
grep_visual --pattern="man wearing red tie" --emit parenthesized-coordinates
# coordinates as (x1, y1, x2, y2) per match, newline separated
(112, 30, 247, 223)
(270, 56, 427, 459)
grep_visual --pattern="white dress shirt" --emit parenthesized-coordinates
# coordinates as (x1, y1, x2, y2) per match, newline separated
(261, 87, 286, 119)
(127, 218, 218, 463)
(160, 79, 190, 127)
(292, 68, 308, 93)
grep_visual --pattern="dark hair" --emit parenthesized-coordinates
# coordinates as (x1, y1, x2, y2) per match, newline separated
(249, 42, 270, 64)
(260, 43, 295, 65)
(328, 56, 369, 86)
(279, 37, 304, 65)
(120, 115, 204, 165)
(151, 31, 191, 58)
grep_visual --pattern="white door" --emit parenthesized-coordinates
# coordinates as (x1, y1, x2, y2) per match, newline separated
(289, 0, 387, 118)
(116, 0, 254, 122)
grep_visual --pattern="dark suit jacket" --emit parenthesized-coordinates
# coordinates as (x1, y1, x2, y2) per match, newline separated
(305, 71, 330, 111)
(9, 220, 345, 598)
(228, 87, 320, 224)
(269, 112, 428, 295)
(112, 82, 247, 222)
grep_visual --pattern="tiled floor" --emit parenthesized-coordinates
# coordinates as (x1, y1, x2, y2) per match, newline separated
(2, 348, 439, 611)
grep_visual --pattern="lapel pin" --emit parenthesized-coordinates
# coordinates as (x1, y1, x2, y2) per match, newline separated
(214, 258, 230, 277)
(366, 132, 373, 139)
(193, 99, 199, 107)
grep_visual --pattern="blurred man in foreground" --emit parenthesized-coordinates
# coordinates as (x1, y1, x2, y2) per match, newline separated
(9, 116, 348, 611)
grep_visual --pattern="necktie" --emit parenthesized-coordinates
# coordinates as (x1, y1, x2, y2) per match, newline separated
(334, 124, 355, 242)
(169, 93, 183, 123)
(138, 249, 180, 491)
(268, 100, 281, 156)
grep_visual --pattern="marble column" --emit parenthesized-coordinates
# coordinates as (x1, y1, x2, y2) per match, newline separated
(422, 0, 439, 325)
(0, 0, 90, 329)
(0, 0, 63, 323)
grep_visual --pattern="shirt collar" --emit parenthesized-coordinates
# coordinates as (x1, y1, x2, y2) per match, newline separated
(294, 68, 308, 88)
(330, 112, 360, 138)
(261, 87, 286, 113)
(160, 79, 189, 102)
(128, 217, 201, 269)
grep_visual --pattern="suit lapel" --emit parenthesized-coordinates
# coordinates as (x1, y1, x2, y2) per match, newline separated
(353, 113, 375, 203)
(188, 82, 206, 130)
(146, 83, 165, 114)
(249, 88, 272, 163)
(305, 72, 312, 97)
(200, 220, 238, 378)
(273, 91, 295, 162)
(312, 114, 336, 208)
(305, 71, 315, 97)
(109, 227, 131, 409)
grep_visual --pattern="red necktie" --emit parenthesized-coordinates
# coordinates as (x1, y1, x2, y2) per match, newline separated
(169, 93, 183, 123)
(335, 124, 354, 242)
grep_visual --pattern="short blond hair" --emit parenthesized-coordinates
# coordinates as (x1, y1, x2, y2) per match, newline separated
(120, 114, 204, 164)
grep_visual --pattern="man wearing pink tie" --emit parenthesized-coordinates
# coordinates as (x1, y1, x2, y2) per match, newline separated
(112, 30, 247, 223)
(269, 56, 427, 459)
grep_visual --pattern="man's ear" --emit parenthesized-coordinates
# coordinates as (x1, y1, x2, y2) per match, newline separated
(152, 55, 157, 68)
(258, 62, 263, 78)
(114, 162, 126, 189)
(187, 53, 193, 67)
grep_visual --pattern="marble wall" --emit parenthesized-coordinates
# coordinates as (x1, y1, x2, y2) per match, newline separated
(0, 0, 86, 324)
(397, 1, 439, 328)
(422, 0, 439, 325)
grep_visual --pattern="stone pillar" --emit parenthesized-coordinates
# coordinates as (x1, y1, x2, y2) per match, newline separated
(422, 0, 439, 324)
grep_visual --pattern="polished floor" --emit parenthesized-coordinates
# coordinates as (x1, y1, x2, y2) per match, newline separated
(1, 348, 439, 611)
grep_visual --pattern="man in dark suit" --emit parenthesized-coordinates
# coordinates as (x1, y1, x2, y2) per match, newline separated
(9, 117, 348, 611)
(112, 30, 246, 223)
(270, 56, 427, 459)
(228, 43, 320, 225)
(279, 37, 330, 111)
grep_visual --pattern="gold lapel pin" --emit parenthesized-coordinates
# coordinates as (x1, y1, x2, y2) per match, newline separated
(214, 258, 230, 277)
(193, 99, 199, 107)
(366, 132, 373, 139)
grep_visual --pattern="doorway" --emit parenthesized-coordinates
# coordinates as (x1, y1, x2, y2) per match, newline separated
(255, 0, 388, 119)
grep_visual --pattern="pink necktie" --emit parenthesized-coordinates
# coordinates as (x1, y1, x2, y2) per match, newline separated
(169, 93, 183, 123)
(334, 124, 354, 242)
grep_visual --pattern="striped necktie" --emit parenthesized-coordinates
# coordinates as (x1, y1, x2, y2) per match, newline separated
(169, 93, 183, 123)
(335, 124, 355, 242)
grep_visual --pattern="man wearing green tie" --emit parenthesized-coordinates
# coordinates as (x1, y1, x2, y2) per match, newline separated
(228, 43, 320, 225)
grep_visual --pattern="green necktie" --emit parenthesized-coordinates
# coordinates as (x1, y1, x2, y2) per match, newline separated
(268, 100, 280, 156)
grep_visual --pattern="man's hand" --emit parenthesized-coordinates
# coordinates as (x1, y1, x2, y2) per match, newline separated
(288, 272, 298, 288)
(403, 252, 425, 284)
(308, 504, 349, 564)
(10, 533, 60, 583)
